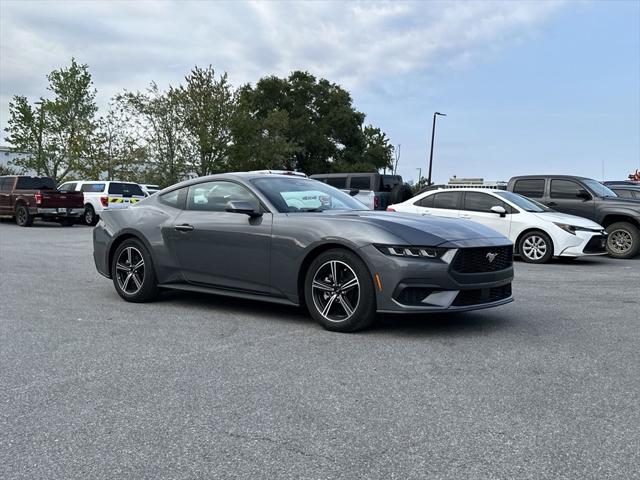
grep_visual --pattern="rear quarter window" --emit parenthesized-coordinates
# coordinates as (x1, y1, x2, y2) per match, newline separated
(350, 176, 372, 190)
(108, 183, 144, 196)
(512, 179, 545, 198)
(15, 177, 56, 190)
(326, 177, 347, 189)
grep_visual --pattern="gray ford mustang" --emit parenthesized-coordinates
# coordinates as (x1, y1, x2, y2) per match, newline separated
(93, 173, 514, 332)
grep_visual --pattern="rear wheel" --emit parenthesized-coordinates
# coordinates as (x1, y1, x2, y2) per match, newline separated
(606, 222, 640, 259)
(84, 204, 98, 226)
(15, 205, 33, 227)
(304, 248, 376, 332)
(518, 230, 553, 264)
(111, 239, 158, 302)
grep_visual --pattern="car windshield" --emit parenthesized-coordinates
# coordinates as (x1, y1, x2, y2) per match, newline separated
(494, 190, 551, 212)
(251, 177, 370, 213)
(583, 179, 617, 198)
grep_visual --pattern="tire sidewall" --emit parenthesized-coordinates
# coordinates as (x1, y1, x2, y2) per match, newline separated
(518, 231, 553, 264)
(606, 222, 640, 259)
(304, 248, 376, 332)
(85, 205, 98, 226)
(111, 238, 158, 302)
(15, 205, 32, 227)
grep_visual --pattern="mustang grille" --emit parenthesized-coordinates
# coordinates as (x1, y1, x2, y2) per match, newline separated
(451, 246, 513, 274)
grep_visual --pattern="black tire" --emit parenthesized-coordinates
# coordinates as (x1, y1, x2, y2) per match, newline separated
(111, 238, 159, 303)
(15, 205, 34, 227)
(304, 248, 376, 332)
(606, 222, 640, 259)
(389, 183, 414, 205)
(518, 230, 554, 264)
(84, 204, 98, 226)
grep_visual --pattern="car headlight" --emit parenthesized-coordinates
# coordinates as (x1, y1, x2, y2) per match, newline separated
(553, 223, 600, 235)
(374, 245, 453, 259)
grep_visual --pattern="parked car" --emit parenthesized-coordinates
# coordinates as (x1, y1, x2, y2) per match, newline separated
(388, 188, 607, 264)
(604, 184, 640, 200)
(507, 175, 640, 259)
(140, 184, 161, 196)
(58, 180, 146, 226)
(0, 175, 84, 227)
(93, 173, 514, 332)
(309, 173, 410, 210)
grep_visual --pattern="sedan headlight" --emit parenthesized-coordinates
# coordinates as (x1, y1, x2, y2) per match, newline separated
(374, 244, 454, 260)
(553, 223, 601, 235)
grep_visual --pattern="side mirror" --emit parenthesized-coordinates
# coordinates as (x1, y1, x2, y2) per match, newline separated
(577, 189, 592, 201)
(490, 205, 507, 217)
(225, 200, 262, 218)
(349, 188, 360, 196)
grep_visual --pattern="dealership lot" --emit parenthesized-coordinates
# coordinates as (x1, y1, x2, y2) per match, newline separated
(1, 222, 638, 479)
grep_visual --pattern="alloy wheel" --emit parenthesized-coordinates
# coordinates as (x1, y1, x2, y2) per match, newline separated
(17, 207, 27, 225)
(115, 246, 145, 295)
(85, 208, 94, 225)
(608, 229, 632, 255)
(522, 235, 547, 261)
(311, 260, 360, 323)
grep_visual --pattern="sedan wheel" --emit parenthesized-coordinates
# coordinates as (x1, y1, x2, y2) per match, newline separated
(111, 239, 158, 302)
(304, 249, 376, 332)
(519, 231, 553, 264)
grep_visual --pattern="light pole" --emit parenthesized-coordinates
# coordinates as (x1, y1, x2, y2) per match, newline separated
(416, 167, 422, 185)
(427, 111, 446, 186)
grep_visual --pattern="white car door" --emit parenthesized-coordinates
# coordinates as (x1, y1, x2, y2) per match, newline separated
(459, 191, 512, 237)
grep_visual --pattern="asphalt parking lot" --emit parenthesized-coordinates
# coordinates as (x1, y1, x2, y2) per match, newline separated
(1, 221, 638, 480)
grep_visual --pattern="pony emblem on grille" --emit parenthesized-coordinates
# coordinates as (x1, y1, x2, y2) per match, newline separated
(486, 252, 498, 263)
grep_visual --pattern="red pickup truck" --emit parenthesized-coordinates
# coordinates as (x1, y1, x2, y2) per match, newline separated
(0, 175, 84, 226)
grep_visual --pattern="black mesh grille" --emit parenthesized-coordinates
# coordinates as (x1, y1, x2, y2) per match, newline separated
(452, 284, 512, 307)
(396, 287, 438, 306)
(451, 246, 513, 273)
(583, 235, 607, 254)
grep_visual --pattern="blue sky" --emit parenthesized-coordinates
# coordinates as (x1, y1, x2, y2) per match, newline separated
(1, 0, 638, 183)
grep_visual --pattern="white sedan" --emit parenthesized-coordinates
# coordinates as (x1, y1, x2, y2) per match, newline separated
(388, 188, 608, 263)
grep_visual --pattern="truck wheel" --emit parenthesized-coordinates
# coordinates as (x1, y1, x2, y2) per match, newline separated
(304, 248, 376, 332)
(84, 205, 98, 226)
(606, 222, 640, 259)
(111, 239, 159, 302)
(518, 230, 553, 264)
(15, 205, 34, 227)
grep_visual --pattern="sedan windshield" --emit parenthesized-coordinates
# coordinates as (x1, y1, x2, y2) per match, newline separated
(251, 177, 369, 213)
(494, 190, 550, 212)
(583, 179, 617, 198)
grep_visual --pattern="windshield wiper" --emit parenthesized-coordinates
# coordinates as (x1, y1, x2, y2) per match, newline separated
(299, 207, 325, 212)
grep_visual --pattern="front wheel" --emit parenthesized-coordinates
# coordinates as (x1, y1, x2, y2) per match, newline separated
(606, 222, 640, 259)
(518, 230, 553, 264)
(111, 239, 158, 302)
(15, 205, 34, 227)
(304, 248, 376, 332)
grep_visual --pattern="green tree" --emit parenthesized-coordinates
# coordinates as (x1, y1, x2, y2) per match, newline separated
(117, 83, 189, 186)
(174, 66, 235, 176)
(4, 58, 98, 182)
(229, 71, 368, 175)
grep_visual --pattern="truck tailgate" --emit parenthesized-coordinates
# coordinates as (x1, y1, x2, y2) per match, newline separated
(40, 191, 84, 208)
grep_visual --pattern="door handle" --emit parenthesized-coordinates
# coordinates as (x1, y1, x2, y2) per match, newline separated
(174, 224, 195, 232)
(460, 214, 471, 219)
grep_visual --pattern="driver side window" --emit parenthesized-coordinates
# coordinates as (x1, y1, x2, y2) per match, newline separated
(186, 181, 258, 212)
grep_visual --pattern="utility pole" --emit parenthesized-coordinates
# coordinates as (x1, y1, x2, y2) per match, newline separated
(393, 144, 401, 175)
(427, 112, 446, 185)
(416, 167, 422, 185)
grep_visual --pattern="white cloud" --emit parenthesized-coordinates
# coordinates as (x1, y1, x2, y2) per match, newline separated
(0, 0, 566, 135)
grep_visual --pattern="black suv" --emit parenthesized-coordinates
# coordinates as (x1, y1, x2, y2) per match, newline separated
(507, 175, 640, 258)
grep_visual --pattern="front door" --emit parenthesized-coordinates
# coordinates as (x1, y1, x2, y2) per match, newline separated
(459, 191, 512, 237)
(170, 180, 272, 293)
(547, 179, 595, 220)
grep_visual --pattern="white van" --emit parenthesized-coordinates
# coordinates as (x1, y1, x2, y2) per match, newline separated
(57, 180, 146, 225)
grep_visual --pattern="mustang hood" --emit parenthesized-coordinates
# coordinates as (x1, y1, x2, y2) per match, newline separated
(332, 211, 510, 246)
